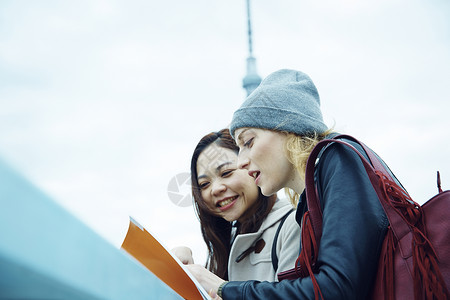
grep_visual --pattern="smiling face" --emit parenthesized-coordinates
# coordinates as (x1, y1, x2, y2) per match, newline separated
(235, 127, 302, 196)
(196, 143, 259, 223)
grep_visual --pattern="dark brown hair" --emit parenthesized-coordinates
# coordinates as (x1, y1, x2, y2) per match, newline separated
(190, 128, 276, 280)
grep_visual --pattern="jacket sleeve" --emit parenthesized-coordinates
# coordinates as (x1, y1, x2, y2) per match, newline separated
(221, 142, 389, 300)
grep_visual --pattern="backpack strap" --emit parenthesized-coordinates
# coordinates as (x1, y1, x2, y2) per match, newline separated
(271, 209, 294, 271)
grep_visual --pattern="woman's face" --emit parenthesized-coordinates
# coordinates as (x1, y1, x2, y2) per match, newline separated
(197, 143, 259, 223)
(234, 127, 299, 196)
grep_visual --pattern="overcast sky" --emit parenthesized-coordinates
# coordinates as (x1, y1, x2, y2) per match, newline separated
(1, 0, 449, 265)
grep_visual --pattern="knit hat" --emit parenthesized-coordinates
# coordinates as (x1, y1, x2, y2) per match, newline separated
(230, 69, 328, 138)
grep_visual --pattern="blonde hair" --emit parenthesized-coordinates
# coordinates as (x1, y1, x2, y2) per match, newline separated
(283, 129, 335, 206)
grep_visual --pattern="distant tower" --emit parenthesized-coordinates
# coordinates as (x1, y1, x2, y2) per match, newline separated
(242, 0, 261, 96)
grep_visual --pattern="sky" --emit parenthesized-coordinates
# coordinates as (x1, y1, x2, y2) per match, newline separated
(1, 0, 449, 265)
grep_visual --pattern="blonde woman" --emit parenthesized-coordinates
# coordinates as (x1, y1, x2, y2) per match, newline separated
(187, 69, 389, 300)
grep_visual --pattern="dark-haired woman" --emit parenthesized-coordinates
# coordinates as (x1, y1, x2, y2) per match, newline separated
(175, 128, 300, 283)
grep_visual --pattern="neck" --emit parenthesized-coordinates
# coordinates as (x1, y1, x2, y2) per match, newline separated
(288, 170, 305, 195)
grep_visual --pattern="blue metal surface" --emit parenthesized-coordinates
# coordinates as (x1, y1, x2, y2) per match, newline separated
(0, 158, 182, 299)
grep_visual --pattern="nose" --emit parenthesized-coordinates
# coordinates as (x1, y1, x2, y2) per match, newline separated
(237, 152, 250, 170)
(211, 181, 226, 196)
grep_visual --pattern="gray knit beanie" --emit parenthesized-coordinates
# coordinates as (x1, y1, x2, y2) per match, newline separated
(230, 69, 328, 138)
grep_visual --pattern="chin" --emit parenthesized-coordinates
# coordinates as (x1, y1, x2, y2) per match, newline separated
(223, 215, 238, 223)
(260, 187, 275, 197)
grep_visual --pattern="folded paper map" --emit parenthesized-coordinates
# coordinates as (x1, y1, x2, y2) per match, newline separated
(121, 217, 211, 300)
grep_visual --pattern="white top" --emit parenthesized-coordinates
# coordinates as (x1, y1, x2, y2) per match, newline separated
(228, 198, 301, 281)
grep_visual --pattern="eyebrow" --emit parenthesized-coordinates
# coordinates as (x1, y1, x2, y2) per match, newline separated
(236, 128, 250, 145)
(197, 161, 232, 180)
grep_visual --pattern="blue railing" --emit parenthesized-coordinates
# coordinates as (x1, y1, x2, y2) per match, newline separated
(0, 158, 182, 299)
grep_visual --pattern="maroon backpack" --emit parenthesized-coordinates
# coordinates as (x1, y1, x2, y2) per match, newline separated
(278, 135, 449, 300)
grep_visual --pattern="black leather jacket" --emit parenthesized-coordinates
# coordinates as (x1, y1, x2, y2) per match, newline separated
(221, 138, 389, 299)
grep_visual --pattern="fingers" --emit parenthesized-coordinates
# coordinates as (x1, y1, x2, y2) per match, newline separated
(171, 246, 194, 264)
(208, 288, 222, 300)
(208, 288, 217, 298)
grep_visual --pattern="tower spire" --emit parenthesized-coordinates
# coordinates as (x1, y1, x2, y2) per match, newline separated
(242, 0, 261, 97)
(247, 0, 254, 56)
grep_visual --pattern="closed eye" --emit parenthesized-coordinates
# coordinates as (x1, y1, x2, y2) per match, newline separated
(221, 169, 235, 177)
(199, 182, 209, 189)
(243, 137, 254, 148)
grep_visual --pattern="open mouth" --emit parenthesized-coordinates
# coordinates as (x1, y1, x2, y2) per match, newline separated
(250, 170, 260, 180)
(217, 195, 238, 208)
